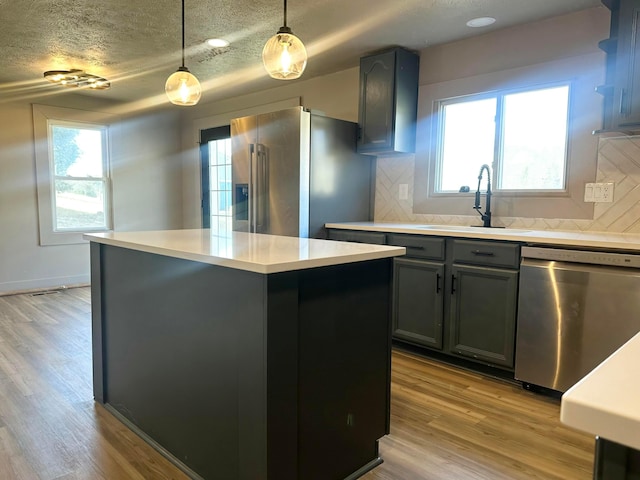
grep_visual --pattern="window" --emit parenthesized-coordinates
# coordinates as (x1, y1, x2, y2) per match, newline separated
(200, 126, 231, 234)
(50, 123, 110, 232)
(436, 84, 570, 193)
(33, 105, 118, 246)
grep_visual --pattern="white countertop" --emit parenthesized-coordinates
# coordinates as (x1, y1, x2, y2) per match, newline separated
(325, 222, 640, 251)
(560, 332, 640, 450)
(84, 229, 406, 274)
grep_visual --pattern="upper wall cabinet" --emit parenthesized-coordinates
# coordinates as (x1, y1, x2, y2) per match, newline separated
(599, 0, 640, 131)
(357, 47, 419, 155)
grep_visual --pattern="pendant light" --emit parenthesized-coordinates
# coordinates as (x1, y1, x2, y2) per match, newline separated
(165, 0, 201, 106)
(262, 0, 307, 80)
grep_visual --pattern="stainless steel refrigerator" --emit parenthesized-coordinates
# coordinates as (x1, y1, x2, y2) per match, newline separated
(231, 107, 372, 238)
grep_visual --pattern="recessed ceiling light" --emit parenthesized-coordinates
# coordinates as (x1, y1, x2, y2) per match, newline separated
(206, 38, 230, 48)
(466, 17, 496, 28)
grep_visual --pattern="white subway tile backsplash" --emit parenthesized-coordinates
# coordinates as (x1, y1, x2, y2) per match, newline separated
(374, 135, 640, 233)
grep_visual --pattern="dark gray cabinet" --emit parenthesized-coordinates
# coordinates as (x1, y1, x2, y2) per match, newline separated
(599, 0, 640, 130)
(357, 47, 419, 155)
(388, 234, 445, 349)
(593, 437, 640, 480)
(449, 264, 518, 368)
(326, 229, 521, 370)
(393, 259, 445, 349)
(448, 239, 520, 368)
(388, 234, 520, 369)
(326, 228, 386, 244)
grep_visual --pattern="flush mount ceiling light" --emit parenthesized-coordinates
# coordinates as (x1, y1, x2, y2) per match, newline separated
(43, 69, 110, 89)
(262, 0, 307, 80)
(466, 16, 496, 28)
(165, 0, 201, 106)
(206, 38, 230, 48)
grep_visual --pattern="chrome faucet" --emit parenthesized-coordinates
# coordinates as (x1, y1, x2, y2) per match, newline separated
(474, 164, 492, 227)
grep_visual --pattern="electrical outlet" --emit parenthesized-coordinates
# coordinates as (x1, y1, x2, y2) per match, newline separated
(600, 182, 614, 203)
(399, 184, 409, 200)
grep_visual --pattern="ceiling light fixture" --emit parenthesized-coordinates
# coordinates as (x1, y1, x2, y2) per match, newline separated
(262, 0, 307, 80)
(206, 38, 230, 48)
(43, 69, 110, 89)
(165, 0, 201, 106)
(466, 16, 496, 28)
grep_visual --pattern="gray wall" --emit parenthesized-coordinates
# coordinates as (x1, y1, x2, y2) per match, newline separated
(0, 96, 182, 294)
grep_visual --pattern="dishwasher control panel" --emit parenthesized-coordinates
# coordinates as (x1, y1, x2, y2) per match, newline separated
(521, 246, 640, 268)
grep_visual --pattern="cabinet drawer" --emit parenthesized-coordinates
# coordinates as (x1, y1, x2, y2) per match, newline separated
(452, 239, 520, 268)
(386, 234, 444, 260)
(327, 229, 386, 245)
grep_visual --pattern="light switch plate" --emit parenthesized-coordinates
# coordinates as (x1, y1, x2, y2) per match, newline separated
(584, 183, 595, 202)
(584, 182, 614, 203)
(399, 184, 408, 200)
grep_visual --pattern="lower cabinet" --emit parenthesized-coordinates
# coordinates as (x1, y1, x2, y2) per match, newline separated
(449, 264, 518, 368)
(327, 229, 521, 371)
(393, 258, 444, 349)
(390, 235, 520, 371)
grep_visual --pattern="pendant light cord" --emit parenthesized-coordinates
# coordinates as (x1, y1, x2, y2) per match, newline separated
(283, 0, 287, 27)
(181, 0, 186, 68)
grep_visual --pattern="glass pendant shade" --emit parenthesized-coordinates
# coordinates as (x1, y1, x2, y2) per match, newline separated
(165, 0, 201, 106)
(165, 67, 201, 106)
(262, 27, 307, 80)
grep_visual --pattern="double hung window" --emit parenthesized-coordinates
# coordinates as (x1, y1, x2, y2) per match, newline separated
(49, 122, 110, 232)
(33, 104, 116, 245)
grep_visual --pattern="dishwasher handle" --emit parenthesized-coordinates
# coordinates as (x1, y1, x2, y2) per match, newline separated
(521, 246, 640, 269)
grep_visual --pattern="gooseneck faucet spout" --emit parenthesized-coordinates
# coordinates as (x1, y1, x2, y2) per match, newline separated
(474, 164, 492, 227)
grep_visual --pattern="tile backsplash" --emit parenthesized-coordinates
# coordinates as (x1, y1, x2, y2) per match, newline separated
(374, 135, 640, 233)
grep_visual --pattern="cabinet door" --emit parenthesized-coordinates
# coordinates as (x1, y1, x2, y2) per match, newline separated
(392, 258, 444, 350)
(358, 50, 396, 153)
(613, 0, 640, 127)
(449, 264, 518, 368)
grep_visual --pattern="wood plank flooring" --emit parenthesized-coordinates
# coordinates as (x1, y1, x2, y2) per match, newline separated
(0, 287, 593, 479)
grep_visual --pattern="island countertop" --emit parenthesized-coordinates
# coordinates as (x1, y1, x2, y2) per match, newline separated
(325, 222, 640, 252)
(84, 229, 406, 274)
(560, 332, 640, 451)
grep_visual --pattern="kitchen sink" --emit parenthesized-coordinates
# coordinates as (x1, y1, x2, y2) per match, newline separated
(415, 225, 531, 233)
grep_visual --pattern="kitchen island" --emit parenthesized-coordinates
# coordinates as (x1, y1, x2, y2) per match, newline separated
(85, 229, 405, 480)
(561, 332, 640, 479)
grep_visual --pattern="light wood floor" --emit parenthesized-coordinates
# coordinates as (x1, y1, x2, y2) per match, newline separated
(0, 287, 593, 479)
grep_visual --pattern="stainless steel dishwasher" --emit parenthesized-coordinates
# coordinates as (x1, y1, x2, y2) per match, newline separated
(515, 246, 640, 393)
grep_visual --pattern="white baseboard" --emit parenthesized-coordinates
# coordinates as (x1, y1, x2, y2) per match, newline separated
(0, 274, 90, 296)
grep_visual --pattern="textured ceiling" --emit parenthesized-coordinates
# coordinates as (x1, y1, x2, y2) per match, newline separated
(0, 0, 603, 107)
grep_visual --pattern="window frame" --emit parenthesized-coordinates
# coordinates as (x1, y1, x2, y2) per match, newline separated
(48, 120, 112, 233)
(33, 104, 119, 246)
(434, 81, 572, 194)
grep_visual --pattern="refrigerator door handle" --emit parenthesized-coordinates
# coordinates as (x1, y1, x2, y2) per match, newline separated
(255, 144, 269, 233)
(248, 143, 256, 233)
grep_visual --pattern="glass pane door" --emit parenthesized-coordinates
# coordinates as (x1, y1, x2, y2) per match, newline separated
(200, 126, 231, 234)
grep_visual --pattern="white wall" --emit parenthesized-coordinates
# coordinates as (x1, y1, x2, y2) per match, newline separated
(0, 95, 182, 294)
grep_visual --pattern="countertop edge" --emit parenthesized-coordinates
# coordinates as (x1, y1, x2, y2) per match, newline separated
(325, 222, 640, 251)
(84, 231, 406, 274)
